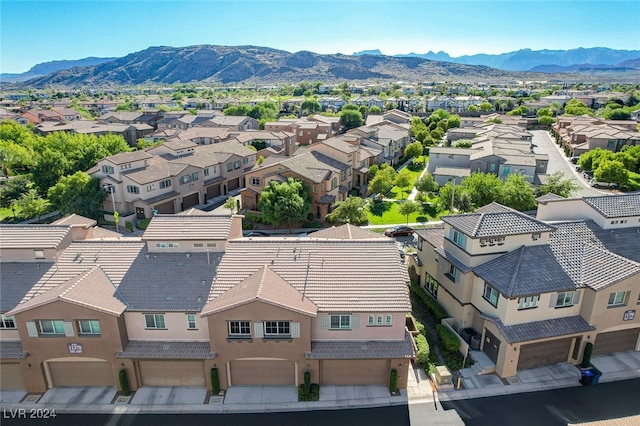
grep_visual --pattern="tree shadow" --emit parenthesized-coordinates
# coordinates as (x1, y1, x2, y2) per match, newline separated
(368, 201, 392, 217)
(421, 202, 438, 218)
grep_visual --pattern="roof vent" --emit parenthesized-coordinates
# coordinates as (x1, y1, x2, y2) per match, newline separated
(146, 254, 150, 259)
(186, 253, 191, 258)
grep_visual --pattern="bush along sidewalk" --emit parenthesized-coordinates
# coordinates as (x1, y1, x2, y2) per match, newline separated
(298, 371, 319, 401)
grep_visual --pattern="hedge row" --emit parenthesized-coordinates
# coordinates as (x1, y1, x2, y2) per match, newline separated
(436, 324, 460, 353)
(415, 334, 430, 368)
(409, 283, 448, 321)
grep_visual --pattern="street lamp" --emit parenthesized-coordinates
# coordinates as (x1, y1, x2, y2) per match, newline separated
(103, 184, 119, 231)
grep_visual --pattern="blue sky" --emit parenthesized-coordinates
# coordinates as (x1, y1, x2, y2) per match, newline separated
(1, 0, 639, 73)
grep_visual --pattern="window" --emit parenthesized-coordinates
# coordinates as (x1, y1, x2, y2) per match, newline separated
(330, 314, 351, 329)
(341, 170, 347, 181)
(312, 184, 317, 193)
(451, 229, 466, 248)
(608, 291, 628, 307)
(144, 314, 166, 329)
(34, 250, 45, 259)
(193, 243, 204, 248)
(532, 233, 541, 241)
(203, 168, 210, 176)
(191, 172, 199, 181)
(155, 242, 167, 248)
(233, 160, 241, 169)
(555, 291, 576, 308)
(331, 177, 338, 190)
(483, 284, 499, 307)
(146, 184, 155, 192)
(368, 315, 375, 326)
(186, 314, 197, 330)
(179, 175, 191, 184)
(445, 263, 460, 283)
(159, 179, 172, 189)
(78, 320, 101, 335)
(227, 163, 233, 172)
(126, 185, 140, 194)
(425, 273, 439, 297)
(376, 315, 383, 326)
(168, 243, 179, 248)
(206, 243, 217, 248)
(102, 165, 114, 174)
(385, 315, 392, 326)
(243, 157, 249, 165)
(264, 321, 290, 337)
(251, 177, 260, 186)
(39, 320, 65, 335)
(228, 320, 251, 337)
(0, 315, 16, 329)
(518, 295, 539, 310)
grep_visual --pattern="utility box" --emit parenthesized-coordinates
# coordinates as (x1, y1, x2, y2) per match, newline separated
(435, 366, 452, 385)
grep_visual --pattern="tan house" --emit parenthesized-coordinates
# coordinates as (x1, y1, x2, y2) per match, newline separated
(407, 194, 640, 378)
(1, 217, 413, 393)
(553, 115, 640, 156)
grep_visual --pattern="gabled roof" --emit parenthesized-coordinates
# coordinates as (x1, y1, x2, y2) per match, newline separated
(142, 215, 232, 241)
(310, 224, 386, 240)
(0, 262, 55, 312)
(484, 315, 595, 344)
(9, 266, 127, 316)
(208, 239, 410, 312)
(202, 265, 317, 316)
(442, 206, 555, 238)
(0, 225, 70, 249)
(52, 214, 97, 228)
(104, 150, 153, 165)
(536, 193, 565, 203)
(583, 193, 640, 218)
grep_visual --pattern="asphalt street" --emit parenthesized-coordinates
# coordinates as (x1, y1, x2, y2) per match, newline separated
(441, 378, 640, 426)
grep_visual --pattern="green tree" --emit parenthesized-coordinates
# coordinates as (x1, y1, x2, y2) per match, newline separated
(397, 200, 420, 224)
(479, 102, 493, 112)
(536, 171, 579, 198)
(0, 175, 33, 208)
(326, 196, 368, 224)
(339, 109, 363, 129)
(564, 99, 593, 116)
(31, 150, 70, 195)
(15, 189, 50, 220)
(257, 178, 311, 226)
(300, 99, 321, 114)
(460, 172, 503, 209)
(223, 196, 239, 214)
(415, 173, 439, 194)
(394, 169, 413, 199)
(369, 165, 396, 196)
(454, 139, 472, 148)
(404, 141, 423, 160)
(499, 174, 536, 211)
(369, 105, 382, 114)
(604, 109, 631, 120)
(446, 114, 461, 129)
(47, 172, 105, 219)
(538, 116, 556, 126)
(594, 160, 629, 186)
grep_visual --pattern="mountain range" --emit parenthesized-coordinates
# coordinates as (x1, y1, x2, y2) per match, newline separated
(354, 47, 640, 72)
(2, 45, 639, 88)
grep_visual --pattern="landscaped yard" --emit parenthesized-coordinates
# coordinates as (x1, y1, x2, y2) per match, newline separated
(366, 200, 438, 225)
(387, 163, 425, 200)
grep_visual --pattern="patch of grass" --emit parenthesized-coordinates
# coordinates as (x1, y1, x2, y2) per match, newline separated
(0, 206, 21, 223)
(136, 218, 151, 230)
(366, 201, 436, 225)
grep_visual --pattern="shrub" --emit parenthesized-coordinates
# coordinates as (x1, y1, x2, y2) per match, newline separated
(389, 369, 398, 393)
(436, 324, 460, 353)
(304, 371, 311, 396)
(409, 283, 448, 321)
(415, 334, 430, 368)
(211, 367, 220, 394)
(119, 369, 130, 396)
(137, 218, 150, 230)
(298, 383, 320, 401)
(125, 222, 133, 231)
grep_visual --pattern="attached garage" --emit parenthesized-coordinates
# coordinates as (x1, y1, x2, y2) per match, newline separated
(0, 363, 24, 390)
(139, 361, 205, 386)
(154, 200, 175, 214)
(49, 361, 115, 387)
(593, 329, 640, 355)
(230, 360, 295, 386)
(206, 184, 221, 200)
(517, 338, 572, 371)
(182, 192, 200, 210)
(228, 177, 240, 191)
(321, 359, 389, 385)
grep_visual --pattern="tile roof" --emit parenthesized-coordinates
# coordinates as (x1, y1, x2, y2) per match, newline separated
(415, 226, 445, 252)
(202, 265, 317, 316)
(484, 315, 595, 344)
(307, 330, 415, 359)
(116, 341, 215, 359)
(142, 215, 232, 241)
(442, 209, 555, 238)
(583, 194, 640, 218)
(548, 221, 640, 290)
(9, 266, 127, 316)
(474, 245, 576, 297)
(115, 251, 221, 311)
(0, 225, 71, 249)
(52, 214, 97, 227)
(209, 239, 410, 312)
(279, 153, 333, 183)
(0, 262, 55, 312)
(0, 341, 27, 359)
(310, 224, 386, 240)
(89, 227, 124, 239)
(536, 193, 565, 203)
(106, 150, 153, 165)
(433, 167, 471, 177)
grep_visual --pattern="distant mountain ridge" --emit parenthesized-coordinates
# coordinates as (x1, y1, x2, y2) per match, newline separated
(0, 57, 116, 83)
(14, 44, 530, 88)
(353, 47, 640, 72)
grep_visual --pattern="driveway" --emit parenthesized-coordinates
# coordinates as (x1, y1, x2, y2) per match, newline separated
(224, 385, 298, 404)
(130, 386, 208, 405)
(38, 386, 117, 404)
(530, 130, 605, 198)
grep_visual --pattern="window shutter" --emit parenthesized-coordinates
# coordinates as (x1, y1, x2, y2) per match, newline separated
(351, 314, 359, 329)
(291, 322, 300, 338)
(549, 293, 558, 307)
(254, 322, 264, 338)
(26, 321, 38, 337)
(64, 322, 75, 337)
(321, 315, 331, 329)
(573, 290, 581, 305)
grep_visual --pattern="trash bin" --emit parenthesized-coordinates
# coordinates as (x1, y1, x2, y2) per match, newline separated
(470, 335, 481, 351)
(591, 368, 602, 385)
(580, 368, 595, 386)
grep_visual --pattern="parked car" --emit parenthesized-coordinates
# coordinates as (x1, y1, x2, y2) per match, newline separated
(384, 225, 414, 237)
(589, 179, 619, 189)
(570, 156, 581, 164)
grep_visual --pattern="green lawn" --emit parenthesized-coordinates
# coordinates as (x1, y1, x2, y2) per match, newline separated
(0, 206, 22, 223)
(387, 163, 425, 200)
(366, 200, 438, 225)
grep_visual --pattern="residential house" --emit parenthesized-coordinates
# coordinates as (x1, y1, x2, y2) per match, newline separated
(203, 115, 259, 131)
(407, 194, 640, 379)
(553, 115, 640, 156)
